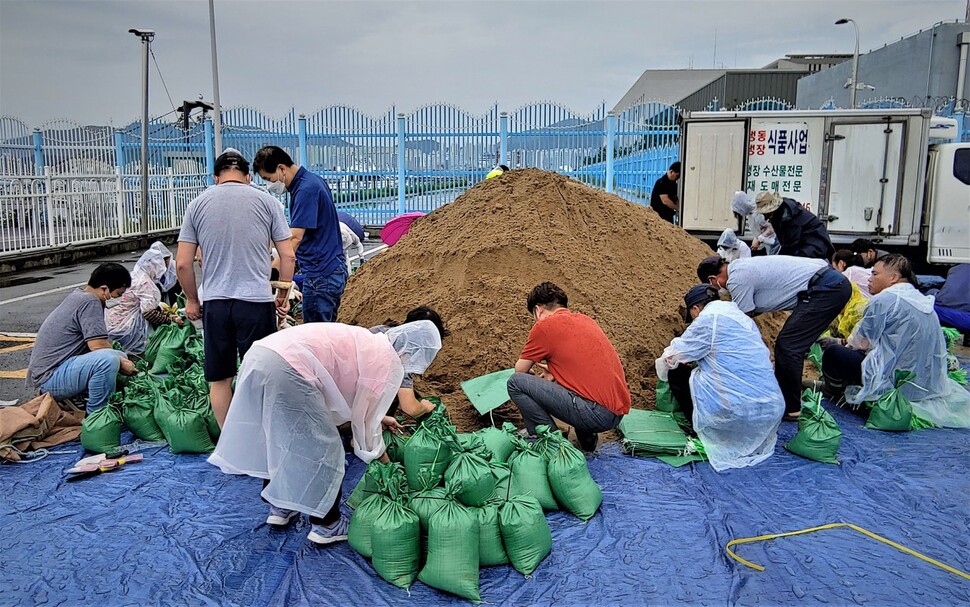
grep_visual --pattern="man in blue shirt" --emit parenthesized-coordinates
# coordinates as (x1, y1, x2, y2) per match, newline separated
(254, 146, 347, 322)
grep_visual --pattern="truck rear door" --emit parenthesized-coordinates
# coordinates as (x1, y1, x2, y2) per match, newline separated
(681, 120, 747, 231)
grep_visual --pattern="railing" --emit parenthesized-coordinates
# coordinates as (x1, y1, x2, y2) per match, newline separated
(2, 96, 969, 257)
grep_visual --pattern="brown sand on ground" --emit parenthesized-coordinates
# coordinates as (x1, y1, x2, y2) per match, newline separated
(340, 168, 786, 431)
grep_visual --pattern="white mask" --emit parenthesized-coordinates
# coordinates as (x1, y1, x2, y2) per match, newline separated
(266, 177, 286, 196)
(104, 295, 121, 309)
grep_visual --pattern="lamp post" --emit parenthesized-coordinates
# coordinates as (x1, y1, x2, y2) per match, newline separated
(129, 28, 154, 234)
(835, 18, 860, 108)
(208, 0, 223, 156)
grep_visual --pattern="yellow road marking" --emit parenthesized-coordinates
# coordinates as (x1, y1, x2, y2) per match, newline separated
(0, 343, 34, 355)
(0, 369, 27, 379)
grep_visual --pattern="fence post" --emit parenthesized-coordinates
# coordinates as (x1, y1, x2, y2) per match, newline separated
(114, 129, 125, 174)
(32, 129, 44, 176)
(204, 118, 215, 185)
(116, 167, 125, 238)
(298, 114, 308, 167)
(397, 113, 406, 215)
(500, 112, 508, 166)
(606, 112, 615, 194)
(167, 168, 176, 230)
(45, 167, 56, 247)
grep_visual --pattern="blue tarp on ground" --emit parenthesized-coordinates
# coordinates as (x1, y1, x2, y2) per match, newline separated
(2, 400, 969, 607)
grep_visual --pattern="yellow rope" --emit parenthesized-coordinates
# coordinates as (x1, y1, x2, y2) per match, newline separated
(726, 522, 970, 581)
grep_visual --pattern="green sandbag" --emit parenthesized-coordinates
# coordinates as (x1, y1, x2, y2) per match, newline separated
(418, 497, 480, 602)
(348, 493, 393, 559)
(474, 423, 516, 462)
(80, 404, 123, 453)
(148, 322, 197, 375)
(457, 432, 493, 461)
(498, 495, 552, 576)
(383, 429, 409, 463)
(120, 375, 165, 442)
(806, 342, 824, 374)
(545, 433, 602, 521)
(655, 379, 681, 413)
(402, 409, 456, 490)
(445, 450, 496, 507)
(943, 327, 961, 352)
(371, 496, 420, 588)
(347, 461, 407, 510)
(154, 391, 214, 454)
(408, 486, 448, 533)
(180, 379, 220, 442)
(785, 389, 842, 464)
(508, 439, 558, 510)
(866, 370, 915, 432)
(477, 502, 509, 566)
(950, 368, 968, 386)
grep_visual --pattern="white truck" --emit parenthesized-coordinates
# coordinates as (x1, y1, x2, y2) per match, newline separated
(678, 108, 969, 265)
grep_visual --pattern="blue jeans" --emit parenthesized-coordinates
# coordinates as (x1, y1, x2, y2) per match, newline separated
(39, 349, 127, 413)
(301, 270, 348, 323)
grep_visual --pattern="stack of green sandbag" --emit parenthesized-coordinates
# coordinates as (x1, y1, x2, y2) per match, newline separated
(785, 389, 842, 464)
(617, 409, 691, 457)
(348, 408, 600, 601)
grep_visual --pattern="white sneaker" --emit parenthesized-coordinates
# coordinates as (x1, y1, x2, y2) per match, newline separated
(266, 507, 299, 526)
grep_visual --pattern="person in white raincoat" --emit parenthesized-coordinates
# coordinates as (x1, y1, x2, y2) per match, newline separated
(820, 255, 970, 428)
(716, 229, 751, 262)
(340, 221, 365, 274)
(105, 248, 180, 353)
(731, 191, 778, 254)
(656, 285, 785, 471)
(208, 320, 441, 545)
(149, 241, 178, 293)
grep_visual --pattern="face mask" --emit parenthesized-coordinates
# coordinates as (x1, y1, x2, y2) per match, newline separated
(104, 295, 121, 309)
(266, 175, 286, 195)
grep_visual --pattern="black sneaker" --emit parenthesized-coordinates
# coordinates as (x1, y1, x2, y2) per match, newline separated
(576, 431, 598, 453)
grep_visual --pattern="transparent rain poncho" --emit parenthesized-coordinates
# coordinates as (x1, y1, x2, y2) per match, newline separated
(385, 320, 442, 375)
(845, 283, 970, 428)
(105, 248, 167, 352)
(656, 300, 784, 471)
(716, 229, 752, 262)
(149, 241, 177, 291)
(208, 322, 440, 517)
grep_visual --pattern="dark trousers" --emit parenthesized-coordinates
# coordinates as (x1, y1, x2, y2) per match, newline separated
(262, 479, 342, 526)
(821, 344, 865, 387)
(506, 372, 621, 445)
(667, 364, 695, 429)
(775, 269, 852, 414)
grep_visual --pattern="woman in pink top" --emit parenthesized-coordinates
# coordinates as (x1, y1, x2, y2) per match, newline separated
(208, 320, 441, 545)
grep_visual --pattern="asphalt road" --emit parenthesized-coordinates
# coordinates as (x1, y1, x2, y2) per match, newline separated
(0, 241, 386, 406)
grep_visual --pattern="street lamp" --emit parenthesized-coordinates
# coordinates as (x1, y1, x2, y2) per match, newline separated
(129, 28, 154, 234)
(835, 18, 860, 108)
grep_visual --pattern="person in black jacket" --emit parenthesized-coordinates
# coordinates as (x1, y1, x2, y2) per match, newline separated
(754, 191, 834, 260)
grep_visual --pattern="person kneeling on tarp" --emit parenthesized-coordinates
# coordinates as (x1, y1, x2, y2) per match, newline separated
(208, 320, 441, 545)
(656, 285, 785, 471)
(819, 255, 970, 428)
(507, 282, 631, 452)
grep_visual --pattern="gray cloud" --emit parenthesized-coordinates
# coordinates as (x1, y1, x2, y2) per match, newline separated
(1, 0, 965, 127)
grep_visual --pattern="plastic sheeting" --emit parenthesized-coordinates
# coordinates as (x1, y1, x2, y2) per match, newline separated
(2, 401, 969, 606)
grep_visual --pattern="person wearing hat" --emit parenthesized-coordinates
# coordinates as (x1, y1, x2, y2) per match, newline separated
(656, 285, 785, 471)
(697, 254, 850, 420)
(650, 161, 681, 224)
(754, 191, 834, 260)
(176, 148, 297, 428)
(731, 191, 779, 254)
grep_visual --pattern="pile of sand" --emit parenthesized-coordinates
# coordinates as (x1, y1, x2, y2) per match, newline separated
(339, 169, 784, 430)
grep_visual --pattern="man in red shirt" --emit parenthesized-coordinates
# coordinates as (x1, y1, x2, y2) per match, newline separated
(507, 282, 632, 452)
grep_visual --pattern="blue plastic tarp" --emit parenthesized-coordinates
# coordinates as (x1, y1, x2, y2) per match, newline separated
(2, 400, 969, 606)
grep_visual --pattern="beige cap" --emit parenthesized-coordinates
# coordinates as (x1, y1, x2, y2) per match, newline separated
(755, 191, 783, 214)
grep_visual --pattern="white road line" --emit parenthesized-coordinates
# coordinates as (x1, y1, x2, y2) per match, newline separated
(0, 282, 85, 306)
(0, 332, 38, 338)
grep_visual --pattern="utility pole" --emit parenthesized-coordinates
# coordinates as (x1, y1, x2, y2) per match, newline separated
(129, 28, 155, 234)
(209, 0, 223, 155)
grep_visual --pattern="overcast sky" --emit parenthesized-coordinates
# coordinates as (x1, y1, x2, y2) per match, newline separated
(1, 0, 967, 127)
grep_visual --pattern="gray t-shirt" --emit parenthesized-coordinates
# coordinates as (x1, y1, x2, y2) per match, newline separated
(28, 290, 107, 387)
(727, 256, 828, 314)
(178, 183, 291, 302)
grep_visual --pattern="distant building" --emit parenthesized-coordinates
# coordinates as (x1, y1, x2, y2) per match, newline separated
(614, 55, 850, 112)
(797, 20, 970, 109)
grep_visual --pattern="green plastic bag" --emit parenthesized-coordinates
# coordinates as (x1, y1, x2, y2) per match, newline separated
(80, 404, 123, 453)
(655, 379, 681, 413)
(121, 375, 166, 442)
(949, 368, 968, 386)
(347, 461, 407, 510)
(806, 342, 824, 374)
(148, 322, 197, 375)
(487, 462, 511, 502)
(865, 370, 914, 432)
(943, 327, 961, 352)
(349, 493, 393, 559)
(476, 501, 509, 566)
(457, 432, 493, 461)
(508, 438, 558, 510)
(418, 493, 480, 602)
(402, 409, 457, 490)
(370, 494, 420, 589)
(475, 423, 516, 463)
(785, 389, 842, 464)
(445, 450, 496, 507)
(383, 429, 409, 463)
(408, 486, 449, 533)
(545, 433, 602, 521)
(499, 495, 552, 576)
(179, 378, 220, 442)
(154, 390, 215, 454)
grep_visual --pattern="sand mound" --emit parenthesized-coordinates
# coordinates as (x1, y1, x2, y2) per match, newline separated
(339, 168, 782, 430)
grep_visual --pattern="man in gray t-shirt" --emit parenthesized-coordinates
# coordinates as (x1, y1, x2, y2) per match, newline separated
(698, 254, 851, 420)
(175, 148, 297, 428)
(27, 263, 137, 413)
